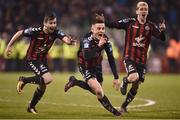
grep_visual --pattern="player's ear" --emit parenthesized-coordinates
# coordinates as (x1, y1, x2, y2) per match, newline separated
(136, 8, 138, 15)
(43, 20, 46, 26)
(135, 4, 139, 14)
(91, 25, 94, 32)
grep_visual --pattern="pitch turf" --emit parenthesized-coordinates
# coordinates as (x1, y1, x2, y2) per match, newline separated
(0, 72, 179, 119)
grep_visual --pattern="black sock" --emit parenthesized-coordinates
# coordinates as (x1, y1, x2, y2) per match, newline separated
(29, 85, 46, 108)
(75, 80, 95, 94)
(98, 95, 118, 114)
(22, 76, 44, 84)
(124, 77, 130, 84)
(122, 88, 137, 108)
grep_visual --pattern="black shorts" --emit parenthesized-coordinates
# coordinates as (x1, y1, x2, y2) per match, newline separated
(79, 65, 103, 83)
(124, 59, 146, 82)
(27, 60, 49, 76)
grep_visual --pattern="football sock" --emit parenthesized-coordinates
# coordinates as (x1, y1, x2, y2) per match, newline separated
(29, 85, 46, 108)
(22, 76, 45, 84)
(98, 95, 118, 114)
(74, 80, 95, 94)
(121, 88, 137, 108)
(124, 77, 130, 83)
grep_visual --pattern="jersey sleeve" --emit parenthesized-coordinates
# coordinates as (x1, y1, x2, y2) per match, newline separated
(105, 18, 133, 29)
(104, 41, 113, 54)
(104, 41, 119, 79)
(23, 27, 40, 37)
(56, 30, 66, 40)
(151, 24, 166, 41)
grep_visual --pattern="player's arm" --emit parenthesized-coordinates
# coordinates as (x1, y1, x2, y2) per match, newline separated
(5, 30, 23, 56)
(105, 41, 119, 79)
(5, 27, 37, 56)
(104, 41, 120, 91)
(105, 19, 129, 29)
(152, 20, 166, 41)
(96, 14, 126, 29)
(57, 30, 76, 45)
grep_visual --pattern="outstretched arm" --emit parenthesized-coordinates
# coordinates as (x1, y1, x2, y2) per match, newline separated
(96, 13, 127, 29)
(5, 30, 23, 56)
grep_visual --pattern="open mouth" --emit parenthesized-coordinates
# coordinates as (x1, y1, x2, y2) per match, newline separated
(142, 14, 146, 17)
(98, 33, 103, 37)
(50, 28, 55, 31)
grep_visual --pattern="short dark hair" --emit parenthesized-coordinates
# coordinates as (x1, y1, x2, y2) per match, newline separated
(44, 12, 57, 23)
(91, 13, 105, 24)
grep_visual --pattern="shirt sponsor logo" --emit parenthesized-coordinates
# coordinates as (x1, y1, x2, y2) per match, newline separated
(133, 35, 145, 47)
(37, 37, 44, 40)
(132, 25, 139, 29)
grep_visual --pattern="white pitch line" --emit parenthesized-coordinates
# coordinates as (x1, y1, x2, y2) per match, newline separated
(128, 98, 156, 108)
(0, 96, 156, 110)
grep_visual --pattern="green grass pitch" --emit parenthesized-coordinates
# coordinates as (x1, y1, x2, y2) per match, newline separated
(0, 72, 180, 119)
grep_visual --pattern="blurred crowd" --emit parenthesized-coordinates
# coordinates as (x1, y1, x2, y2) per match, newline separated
(0, 0, 179, 73)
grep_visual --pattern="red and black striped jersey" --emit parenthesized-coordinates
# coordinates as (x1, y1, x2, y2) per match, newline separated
(106, 18, 165, 65)
(23, 27, 66, 61)
(78, 32, 119, 79)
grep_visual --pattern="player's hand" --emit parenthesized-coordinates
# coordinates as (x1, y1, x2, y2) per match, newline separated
(68, 36, 77, 45)
(113, 79, 120, 91)
(96, 13, 104, 20)
(98, 35, 107, 47)
(5, 46, 12, 57)
(63, 36, 77, 45)
(159, 19, 166, 32)
(70, 37, 77, 45)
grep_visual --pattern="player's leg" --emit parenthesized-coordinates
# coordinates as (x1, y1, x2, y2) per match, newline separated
(64, 65, 94, 94)
(64, 75, 95, 94)
(121, 65, 146, 113)
(27, 84, 46, 114)
(87, 78, 121, 116)
(121, 60, 139, 95)
(121, 81, 141, 113)
(27, 72, 53, 114)
(17, 61, 50, 93)
(25, 61, 53, 114)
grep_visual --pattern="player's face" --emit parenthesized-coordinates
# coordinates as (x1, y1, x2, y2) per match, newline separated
(91, 23, 105, 39)
(44, 18, 57, 33)
(136, 3, 148, 20)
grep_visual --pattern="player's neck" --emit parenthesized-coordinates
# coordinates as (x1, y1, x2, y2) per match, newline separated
(137, 16, 146, 24)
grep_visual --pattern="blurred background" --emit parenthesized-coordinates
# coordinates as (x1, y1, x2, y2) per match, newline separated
(0, 0, 179, 73)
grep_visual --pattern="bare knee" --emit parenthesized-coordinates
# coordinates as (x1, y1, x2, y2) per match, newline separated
(42, 73, 53, 85)
(95, 87, 104, 99)
(128, 73, 139, 82)
(44, 77, 53, 85)
(87, 78, 104, 99)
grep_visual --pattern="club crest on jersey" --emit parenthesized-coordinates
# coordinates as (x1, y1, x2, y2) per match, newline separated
(145, 25, 150, 31)
(84, 43, 89, 48)
(49, 36, 53, 41)
(145, 25, 150, 36)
